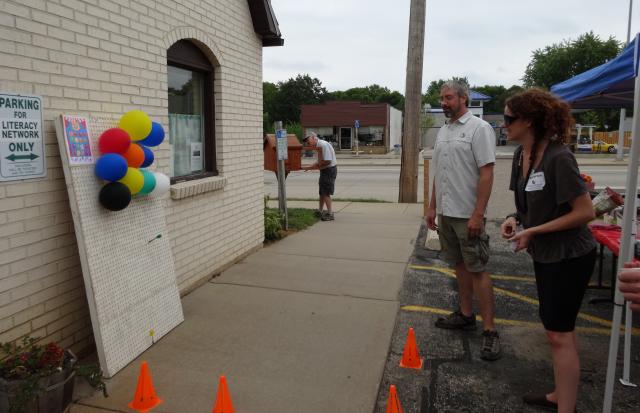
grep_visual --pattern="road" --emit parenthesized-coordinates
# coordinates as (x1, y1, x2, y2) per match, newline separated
(264, 164, 632, 203)
(264, 166, 426, 202)
(580, 165, 632, 189)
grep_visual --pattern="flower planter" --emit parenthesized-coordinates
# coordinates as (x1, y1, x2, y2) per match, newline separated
(0, 350, 77, 413)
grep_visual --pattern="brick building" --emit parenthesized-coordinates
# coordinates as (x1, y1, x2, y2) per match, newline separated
(301, 101, 403, 154)
(0, 0, 282, 355)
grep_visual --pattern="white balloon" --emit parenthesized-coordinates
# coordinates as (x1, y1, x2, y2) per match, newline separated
(150, 172, 170, 197)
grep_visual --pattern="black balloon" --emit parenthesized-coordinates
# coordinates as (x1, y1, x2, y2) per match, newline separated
(99, 182, 132, 211)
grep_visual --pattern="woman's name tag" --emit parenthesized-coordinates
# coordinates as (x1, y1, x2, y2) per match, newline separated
(525, 171, 546, 192)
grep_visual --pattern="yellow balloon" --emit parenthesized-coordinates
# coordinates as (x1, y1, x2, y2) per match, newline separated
(118, 167, 144, 195)
(119, 110, 152, 141)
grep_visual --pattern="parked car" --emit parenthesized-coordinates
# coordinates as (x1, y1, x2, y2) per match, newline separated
(575, 136, 618, 154)
(591, 140, 618, 154)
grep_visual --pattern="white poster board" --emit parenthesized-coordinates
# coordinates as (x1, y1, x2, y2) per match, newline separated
(55, 115, 183, 378)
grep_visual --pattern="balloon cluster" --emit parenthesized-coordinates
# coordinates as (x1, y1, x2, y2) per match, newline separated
(95, 110, 170, 211)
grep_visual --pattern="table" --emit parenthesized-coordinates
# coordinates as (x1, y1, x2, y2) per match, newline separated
(588, 224, 639, 304)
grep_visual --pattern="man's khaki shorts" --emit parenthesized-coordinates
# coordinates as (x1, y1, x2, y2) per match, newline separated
(437, 214, 490, 273)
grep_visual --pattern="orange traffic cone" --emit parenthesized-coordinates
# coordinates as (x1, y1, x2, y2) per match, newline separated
(399, 327, 423, 369)
(385, 384, 403, 413)
(212, 376, 235, 413)
(128, 361, 162, 413)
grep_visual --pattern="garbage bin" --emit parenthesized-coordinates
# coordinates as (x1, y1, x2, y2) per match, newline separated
(393, 144, 401, 155)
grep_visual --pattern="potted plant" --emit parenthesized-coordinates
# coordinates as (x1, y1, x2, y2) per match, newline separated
(0, 336, 107, 413)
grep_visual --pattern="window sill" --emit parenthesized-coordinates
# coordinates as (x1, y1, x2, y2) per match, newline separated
(170, 176, 226, 200)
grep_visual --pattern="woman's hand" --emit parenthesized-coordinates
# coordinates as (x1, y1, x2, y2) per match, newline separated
(509, 228, 534, 252)
(501, 217, 517, 239)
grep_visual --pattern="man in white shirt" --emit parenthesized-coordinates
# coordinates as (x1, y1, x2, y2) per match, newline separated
(302, 132, 338, 221)
(426, 80, 501, 361)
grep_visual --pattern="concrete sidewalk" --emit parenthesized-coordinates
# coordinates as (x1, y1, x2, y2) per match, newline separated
(71, 202, 423, 413)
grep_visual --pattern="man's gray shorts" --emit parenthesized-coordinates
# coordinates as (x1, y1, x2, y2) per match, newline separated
(437, 214, 490, 273)
(319, 166, 337, 196)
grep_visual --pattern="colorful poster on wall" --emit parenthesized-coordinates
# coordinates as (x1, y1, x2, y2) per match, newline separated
(62, 115, 94, 165)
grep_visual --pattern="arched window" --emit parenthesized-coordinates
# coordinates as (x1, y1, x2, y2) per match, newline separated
(167, 40, 216, 182)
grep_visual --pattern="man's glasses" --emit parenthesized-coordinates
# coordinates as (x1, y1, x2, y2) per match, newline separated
(503, 114, 518, 126)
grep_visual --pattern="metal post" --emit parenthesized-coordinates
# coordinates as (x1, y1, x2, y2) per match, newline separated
(617, 0, 633, 160)
(423, 158, 430, 216)
(355, 126, 359, 156)
(620, 196, 639, 386)
(602, 64, 640, 412)
(275, 121, 288, 230)
(627, 0, 634, 43)
(617, 109, 626, 161)
(618, 0, 636, 389)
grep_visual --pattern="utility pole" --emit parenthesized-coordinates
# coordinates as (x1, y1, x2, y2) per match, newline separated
(399, 0, 426, 203)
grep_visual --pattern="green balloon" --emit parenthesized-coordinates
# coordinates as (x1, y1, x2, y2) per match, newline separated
(139, 169, 157, 195)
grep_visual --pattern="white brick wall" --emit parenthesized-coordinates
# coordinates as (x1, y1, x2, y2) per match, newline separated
(0, 0, 266, 354)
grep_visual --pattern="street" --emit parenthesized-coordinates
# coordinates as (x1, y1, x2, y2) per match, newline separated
(264, 162, 634, 204)
(264, 166, 425, 202)
(581, 165, 633, 189)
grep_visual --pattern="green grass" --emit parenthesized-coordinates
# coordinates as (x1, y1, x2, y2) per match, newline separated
(286, 208, 319, 230)
(264, 207, 319, 242)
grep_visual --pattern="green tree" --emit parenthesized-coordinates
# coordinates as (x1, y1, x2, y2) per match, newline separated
(523, 32, 623, 131)
(473, 84, 524, 114)
(327, 84, 405, 110)
(263, 81, 278, 130)
(270, 74, 328, 124)
(422, 77, 469, 108)
(523, 31, 621, 88)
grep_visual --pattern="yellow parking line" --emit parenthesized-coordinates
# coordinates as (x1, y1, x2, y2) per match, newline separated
(492, 285, 539, 305)
(407, 264, 640, 335)
(409, 264, 535, 283)
(411, 264, 605, 288)
(401, 305, 638, 336)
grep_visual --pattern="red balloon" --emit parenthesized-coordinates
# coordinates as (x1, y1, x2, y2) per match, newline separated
(122, 143, 145, 168)
(99, 128, 131, 154)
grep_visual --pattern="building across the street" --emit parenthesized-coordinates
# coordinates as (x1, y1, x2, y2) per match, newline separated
(301, 101, 402, 154)
(0, 0, 282, 356)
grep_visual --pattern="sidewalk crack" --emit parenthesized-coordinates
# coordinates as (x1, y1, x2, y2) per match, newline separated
(209, 281, 399, 302)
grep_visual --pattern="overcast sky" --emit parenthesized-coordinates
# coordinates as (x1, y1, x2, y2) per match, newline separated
(263, 0, 640, 92)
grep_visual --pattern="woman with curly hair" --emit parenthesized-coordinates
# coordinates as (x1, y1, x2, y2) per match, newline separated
(500, 89, 596, 413)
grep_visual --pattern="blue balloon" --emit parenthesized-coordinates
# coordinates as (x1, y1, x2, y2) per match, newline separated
(95, 153, 128, 182)
(140, 146, 155, 167)
(138, 122, 165, 147)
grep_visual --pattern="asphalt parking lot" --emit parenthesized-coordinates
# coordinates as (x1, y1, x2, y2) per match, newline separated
(375, 221, 640, 413)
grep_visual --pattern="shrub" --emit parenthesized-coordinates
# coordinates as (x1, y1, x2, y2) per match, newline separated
(264, 197, 283, 241)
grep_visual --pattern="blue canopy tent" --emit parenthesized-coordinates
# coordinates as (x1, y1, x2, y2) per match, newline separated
(552, 35, 640, 413)
(551, 37, 636, 109)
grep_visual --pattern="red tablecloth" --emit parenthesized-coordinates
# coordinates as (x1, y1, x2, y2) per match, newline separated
(589, 224, 639, 258)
